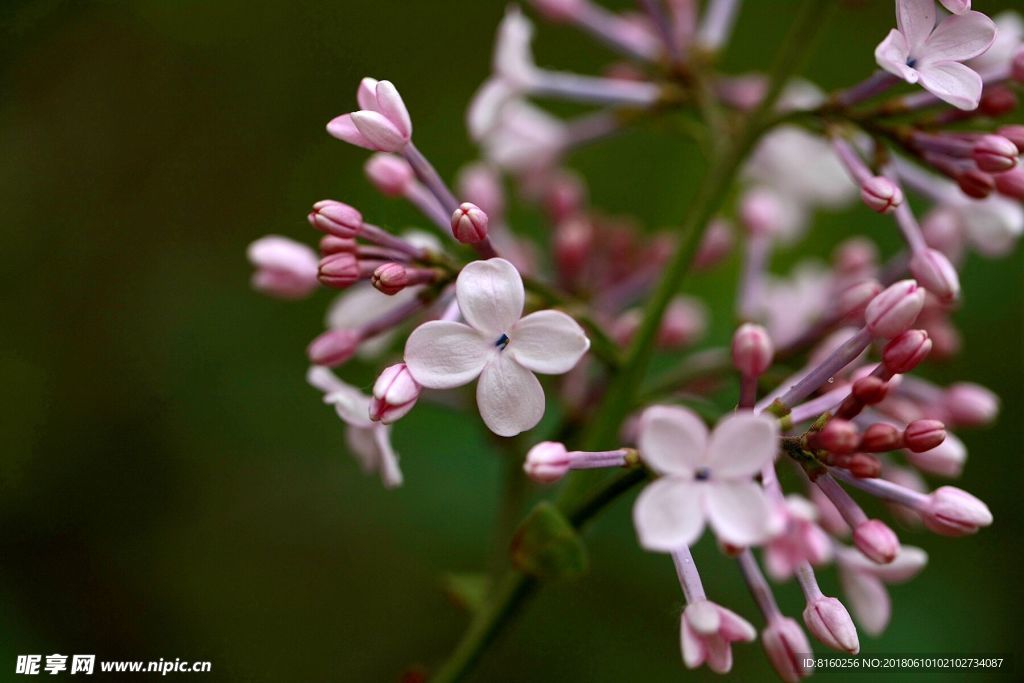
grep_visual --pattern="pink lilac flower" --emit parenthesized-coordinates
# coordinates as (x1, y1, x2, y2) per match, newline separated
(247, 236, 320, 300)
(763, 495, 833, 581)
(327, 78, 412, 152)
(875, 0, 997, 110)
(837, 544, 928, 635)
(403, 258, 590, 436)
(680, 599, 757, 673)
(632, 406, 781, 550)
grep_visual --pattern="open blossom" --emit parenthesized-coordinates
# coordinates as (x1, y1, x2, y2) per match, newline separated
(633, 406, 781, 550)
(680, 600, 757, 674)
(403, 258, 589, 436)
(763, 495, 833, 581)
(247, 236, 319, 299)
(837, 545, 928, 635)
(875, 0, 997, 110)
(307, 366, 402, 488)
(327, 77, 413, 152)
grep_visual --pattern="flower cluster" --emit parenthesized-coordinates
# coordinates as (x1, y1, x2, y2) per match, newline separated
(249, 0, 1014, 679)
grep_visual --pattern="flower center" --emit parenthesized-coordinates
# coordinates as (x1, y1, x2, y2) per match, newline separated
(906, 57, 918, 69)
(495, 333, 510, 350)
(695, 467, 711, 481)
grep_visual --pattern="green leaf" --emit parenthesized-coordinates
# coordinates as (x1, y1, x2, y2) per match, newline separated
(510, 502, 588, 580)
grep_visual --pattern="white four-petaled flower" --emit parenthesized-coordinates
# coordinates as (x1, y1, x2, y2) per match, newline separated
(875, 0, 996, 110)
(403, 258, 590, 437)
(633, 406, 781, 550)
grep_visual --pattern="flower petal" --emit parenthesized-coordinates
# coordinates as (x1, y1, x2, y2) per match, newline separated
(839, 569, 891, 636)
(372, 424, 403, 488)
(706, 411, 780, 478)
(326, 114, 375, 150)
(917, 60, 983, 110)
(897, 0, 936, 51)
(356, 77, 380, 112)
(875, 29, 918, 82)
(374, 80, 413, 138)
(703, 633, 734, 674)
(351, 110, 407, 151)
(632, 478, 706, 552)
(456, 258, 525, 337)
(507, 310, 590, 375)
(920, 11, 996, 64)
(404, 320, 491, 389)
(638, 405, 709, 477)
(717, 605, 757, 642)
(475, 352, 544, 436)
(680, 616, 707, 670)
(705, 481, 775, 547)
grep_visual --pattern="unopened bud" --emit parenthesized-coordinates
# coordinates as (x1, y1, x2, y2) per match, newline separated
(530, 0, 585, 22)
(909, 249, 960, 303)
(803, 596, 860, 654)
(859, 423, 903, 452)
(957, 169, 995, 200)
(972, 135, 1019, 174)
(979, 86, 1017, 118)
(865, 280, 925, 339)
(904, 419, 946, 453)
(659, 297, 707, 348)
(740, 188, 784, 236)
(814, 419, 858, 455)
(943, 383, 999, 428)
(762, 617, 814, 682)
(309, 200, 363, 237)
(451, 202, 489, 244)
(371, 263, 409, 295)
(922, 486, 993, 536)
(994, 167, 1024, 200)
(860, 176, 903, 214)
(882, 329, 932, 374)
(831, 453, 882, 479)
(836, 279, 883, 320)
(318, 252, 361, 289)
(524, 441, 571, 483)
(364, 153, 414, 197)
(370, 363, 421, 424)
(732, 323, 774, 377)
(319, 235, 357, 255)
(306, 329, 360, 367)
(833, 238, 878, 277)
(906, 432, 966, 478)
(853, 519, 899, 564)
(851, 376, 889, 405)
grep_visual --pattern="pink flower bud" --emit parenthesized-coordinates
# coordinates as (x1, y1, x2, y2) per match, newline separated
(530, 0, 584, 22)
(457, 163, 505, 218)
(740, 188, 784, 236)
(658, 297, 707, 348)
(906, 433, 966, 478)
(972, 135, 1019, 174)
(307, 329, 360, 367)
(979, 87, 1018, 118)
(921, 207, 966, 261)
(319, 235, 357, 256)
(370, 363, 421, 424)
(859, 423, 903, 452)
(247, 236, 320, 300)
(364, 153, 414, 197)
(1012, 47, 1024, 83)
(554, 217, 593, 280)
(830, 453, 882, 479)
(317, 252, 361, 289)
(860, 176, 903, 214)
(544, 171, 586, 223)
(833, 238, 878, 277)
(693, 218, 734, 270)
(309, 200, 363, 238)
(994, 167, 1024, 200)
(524, 441, 572, 483)
(762, 617, 813, 682)
(371, 263, 409, 295)
(904, 419, 946, 453)
(909, 249, 960, 304)
(957, 169, 995, 200)
(836, 279, 883, 320)
(451, 202, 489, 244)
(882, 329, 932, 374)
(853, 519, 899, 564)
(851, 376, 889, 405)
(998, 125, 1024, 151)
(803, 596, 859, 655)
(922, 486, 993, 537)
(943, 383, 999, 428)
(814, 419, 858, 455)
(732, 323, 774, 377)
(865, 280, 925, 339)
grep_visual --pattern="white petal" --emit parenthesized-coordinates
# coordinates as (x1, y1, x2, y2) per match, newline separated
(840, 569, 891, 636)
(307, 365, 346, 395)
(467, 78, 516, 141)
(917, 61, 983, 110)
(456, 258, 525, 336)
(351, 110, 407, 151)
(920, 11, 996, 64)
(404, 321, 491, 389)
(356, 77, 380, 111)
(875, 30, 918, 82)
(706, 411, 779, 478)
(632, 479, 706, 552)
(330, 388, 374, 428)
(326, 114, 375, 150)
(372, 424, 403, 488)
(871, 546, 929, 583)
(638, 405, 709, 477)
(345, 426, 379, 472)
(374, 80, 413, 138)
(897, 0, 936, 51)
(680, 616, 707, 669)
(475, 352, 544, 436)
(705, 481, 776, 547)
(507, 310, 589, 375)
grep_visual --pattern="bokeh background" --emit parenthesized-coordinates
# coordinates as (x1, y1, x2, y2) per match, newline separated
(1, 1, 1021, 681)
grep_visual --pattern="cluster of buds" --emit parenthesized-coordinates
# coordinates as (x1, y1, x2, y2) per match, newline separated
(247, 0, 1013, 680)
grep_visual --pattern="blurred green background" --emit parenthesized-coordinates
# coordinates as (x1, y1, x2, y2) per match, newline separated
(1, 1, 1021, 681)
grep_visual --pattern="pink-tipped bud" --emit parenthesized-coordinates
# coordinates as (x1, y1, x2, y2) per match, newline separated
(860, 423, 903, 452)
(994, 167, 1024, 200)
(904, 419, 946, 453)
(1013, 46, 1024, 83)
(853, 519, 899, 564)
(732, 323, 774, 377)
(836, 279, 883, 320)
(815, 419, 859, 455)
(762, 617, 813, 683)
(803, 596, 860, 655)
(309, 200, 363, 238)
(865, 280, 925, 339)
(247, 235, 320, 300)
(319, 235, 357, 256)
(972, 135, 1019, 174)
(524, 441, 572, 484)
(371, 262, 409, 295)
(370, 363, 421, 424)
(906, 432, 966, 477)
(998, 125, 1024, 151)
(318, 252, 361, 289)
(833, 238, 878, 277)
(659, 297, 707, 348)
(921, 486, 993, 536)
(306, 329, 360, 368)
(530, 0, 585, 22)
(851, 376, 889, 405)
(909, 249, 960, 304)
(921, 207, 966, 261)
(830, 453, 882, 479)
(740, 188, 784, 236)
(979, 86, 1018, 117)
(957, 169, 995, 200)
(451, 202, 489, 244)
(364, 153, 414, 197)
(944, 383, 999, 428)
(882, 329, 932, 374)
(860, 176, 903, 214)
